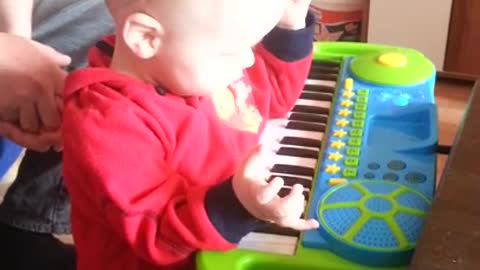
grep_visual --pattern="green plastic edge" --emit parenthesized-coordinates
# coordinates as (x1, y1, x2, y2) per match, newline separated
(313, 42, 435, 87)
(312, 42, 422, 62)
(197, 42, 435, 270)
(349, 50, 435, 86)
(196, 248, 406, 270)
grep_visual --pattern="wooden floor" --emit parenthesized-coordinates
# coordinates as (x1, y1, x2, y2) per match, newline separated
(434, 78, 472, 185)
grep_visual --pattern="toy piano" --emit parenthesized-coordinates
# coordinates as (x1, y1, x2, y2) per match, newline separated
(197, 42, 438, 270)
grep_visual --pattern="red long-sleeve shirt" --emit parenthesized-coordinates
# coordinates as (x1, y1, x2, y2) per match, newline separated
(62, 14, 314, 270)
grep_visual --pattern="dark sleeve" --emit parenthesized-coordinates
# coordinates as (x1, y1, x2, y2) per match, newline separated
(246, 11, 316, 118)
(261, 11, 316, 62)
(204, 178, 267, 243)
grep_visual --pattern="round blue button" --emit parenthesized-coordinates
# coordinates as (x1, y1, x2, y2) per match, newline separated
(383, 173, 399, 182)
(368, 163, 380, 170)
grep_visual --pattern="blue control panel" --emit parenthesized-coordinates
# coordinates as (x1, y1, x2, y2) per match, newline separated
(302, 56, 437, 267)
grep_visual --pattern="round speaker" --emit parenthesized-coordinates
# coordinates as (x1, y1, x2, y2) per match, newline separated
(316, 180, 431, 267)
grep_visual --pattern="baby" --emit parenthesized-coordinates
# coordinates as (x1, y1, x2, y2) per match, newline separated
(62, 0, 318, 269)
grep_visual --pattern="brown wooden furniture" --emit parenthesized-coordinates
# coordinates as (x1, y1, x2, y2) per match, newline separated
(409, 76, 480, 270)
(444, 0, 480, 76)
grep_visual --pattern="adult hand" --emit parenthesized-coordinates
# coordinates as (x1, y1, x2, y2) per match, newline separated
(0, 121, 62, 152)
(0, 33, 70, 151)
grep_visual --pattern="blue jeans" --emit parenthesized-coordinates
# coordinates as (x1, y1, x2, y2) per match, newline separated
(0, 150, 70, 233)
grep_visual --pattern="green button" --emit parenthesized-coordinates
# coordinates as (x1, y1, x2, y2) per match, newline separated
(348, 138, 362, 146)
(357, 89, 369, 96)
(352, 120, 365, 128)
(344, 157, 359, 167)
(346, 147, 361, 157)
(353, 111, 366, 119)
(354, 104, 367, 111)
(356, 96, 368, 104)
(350, 128, 363, 137)
(342, 168, 358, 178)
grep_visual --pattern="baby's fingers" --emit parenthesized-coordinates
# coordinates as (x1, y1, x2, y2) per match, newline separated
(277, 184, 320, 230)
(285, 218, 320, 231)
(282, 184, 306, 211)
(256, 177, 284, 204)
(266, 184, 305, 220)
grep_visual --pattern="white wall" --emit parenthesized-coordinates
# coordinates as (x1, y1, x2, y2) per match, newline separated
(367, 0, 453, 70)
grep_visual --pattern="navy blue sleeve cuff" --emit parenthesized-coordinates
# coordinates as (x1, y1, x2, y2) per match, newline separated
(205, 178, 266, 244)
(261, 11, 316, 62)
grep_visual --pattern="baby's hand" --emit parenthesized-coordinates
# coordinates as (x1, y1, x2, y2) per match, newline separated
(233, 145, 319, 231)
(278, 0, 312, 30)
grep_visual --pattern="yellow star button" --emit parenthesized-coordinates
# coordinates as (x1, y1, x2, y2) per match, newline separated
(344, 78, 354, 91)
(328, 178, 347, 186)
(330, 140, 346, 149)
(340, 100, 353, 107)
(335, 119, 349, 127)
(333, 129, 347, 138)
(325, 164, 341, 174)
(342, 91, 355, 98)
(338, 109, 352, 117)
(328, 151, 343, 161)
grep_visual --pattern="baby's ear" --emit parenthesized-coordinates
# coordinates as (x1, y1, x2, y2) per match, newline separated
(122, 12, 163, 59)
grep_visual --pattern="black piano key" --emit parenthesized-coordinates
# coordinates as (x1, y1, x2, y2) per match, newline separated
(270, 164, 314, 177)
(288, 112, 328, 124)
(280, 136, 322, 148)
(309, 65, 340, 74)
(308, 72, 338, 81)
(278, 187, 310, 200)
(292, 105, 330, 115)
(312, 60, 341, 68)
(254, 223, 300, 237)
(286, 121, 326, 132)
(300, 91, 333, 102)
(268, 175, 312, 189)
(303, 84, 336, 94)
(308, 70, 338, 78)
(276, 147, 319, 159)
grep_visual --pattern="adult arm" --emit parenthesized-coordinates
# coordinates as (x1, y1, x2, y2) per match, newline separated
(0, 0, 33, 37)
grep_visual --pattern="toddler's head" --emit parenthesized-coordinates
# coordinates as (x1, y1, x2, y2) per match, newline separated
(105, 0, 289, 96)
